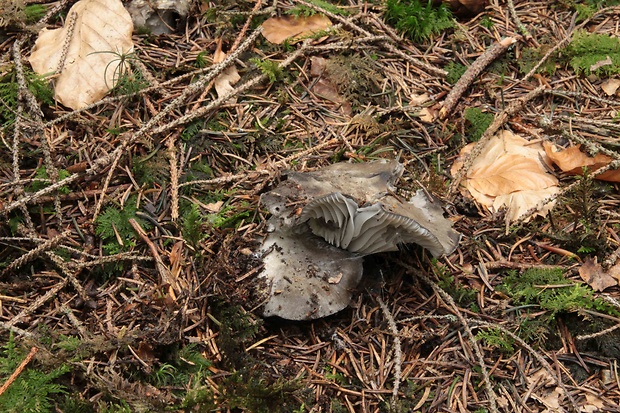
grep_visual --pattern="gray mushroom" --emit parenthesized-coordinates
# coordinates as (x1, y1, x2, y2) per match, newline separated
(256, 160, 461, 320)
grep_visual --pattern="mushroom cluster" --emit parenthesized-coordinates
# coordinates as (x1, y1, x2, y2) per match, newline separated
(257, 160, 460, 320)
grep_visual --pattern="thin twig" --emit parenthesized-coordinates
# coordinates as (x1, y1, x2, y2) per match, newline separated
(377, 296, 402, 410)
(440, 37, 519, 119)
(0, 346, 38, 398)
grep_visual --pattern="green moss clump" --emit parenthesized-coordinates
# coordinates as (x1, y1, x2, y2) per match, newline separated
(445, 62, 467, 84)
(384, 0, 454, 43)
(499, 268, 620, 319)
(566, 30, 620, 76)
(0, 333, 70, 413)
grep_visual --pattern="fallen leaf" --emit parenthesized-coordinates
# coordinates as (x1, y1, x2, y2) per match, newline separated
(410, 92, 430, 105)
(452, 131, 559, 222)
(543, 142, 620, 182)
(581, 393, 605, 413)
(212, 38, 240, 101)
(601, 78, 620, 96)
(262, 15, 332, 44)
(29, 0, 134, 109)
(418, 107, 437, 122)
(579, 257, 618, 292)
(309, 56, 351, 116)
(492, 187, 559, 223)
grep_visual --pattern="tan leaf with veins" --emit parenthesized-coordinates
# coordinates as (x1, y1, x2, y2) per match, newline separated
(262, 15, 332, 44)
(212, 38, 240, 101)
(29, 0, 134, 110)
(468, 154, 557, 196)
(544, 142, 620, 182)
(452, 131, 558, 222)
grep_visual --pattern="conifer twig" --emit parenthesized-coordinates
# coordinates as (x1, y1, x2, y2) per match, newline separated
(377, 296, 402, 410)
(0, 346, 38, 398)
(440, 37, 518, 119)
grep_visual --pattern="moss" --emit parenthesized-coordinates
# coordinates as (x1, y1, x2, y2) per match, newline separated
(385, 0, 454, 43)
(499, 268, 620, 319)
(566, 30, 620, 76)
(445, 61, 467, 84)
(464, 107, 493, 142)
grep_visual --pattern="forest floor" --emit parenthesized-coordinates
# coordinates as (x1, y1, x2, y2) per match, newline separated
(1, 0, 620, 412)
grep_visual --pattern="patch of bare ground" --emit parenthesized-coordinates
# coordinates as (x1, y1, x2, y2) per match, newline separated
(1, 0, 620, 411)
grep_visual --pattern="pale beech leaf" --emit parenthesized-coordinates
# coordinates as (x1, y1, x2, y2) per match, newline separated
(453, 131, 559, 223)
(212, 38, 240, 101)
(262, 15, 332, 44)
(29, 0, 134, 110)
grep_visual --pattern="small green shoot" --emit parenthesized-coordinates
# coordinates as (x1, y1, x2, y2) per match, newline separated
(182, 203, 205, 247)
(464, 107, 493, 142)
(445, 62, 467, 84)
(27, 167, 71, 194)
(95, 197, 152, 254)
(251, 58, 283, 83)
(0, 68, 54, 128)
(476, 328, 515, 354)
(0, 333, 69, 413)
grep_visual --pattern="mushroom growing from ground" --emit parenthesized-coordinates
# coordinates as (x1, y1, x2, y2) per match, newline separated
(256, 160, 460, 320)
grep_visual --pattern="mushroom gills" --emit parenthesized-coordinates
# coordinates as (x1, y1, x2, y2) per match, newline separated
(300, 192, 453, 257)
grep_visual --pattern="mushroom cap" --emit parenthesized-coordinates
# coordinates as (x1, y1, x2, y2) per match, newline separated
(258, 227, 363, 320)
(260, 160, 403, 220)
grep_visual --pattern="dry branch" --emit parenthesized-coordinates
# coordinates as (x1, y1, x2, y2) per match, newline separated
(440, 37, 518, 119)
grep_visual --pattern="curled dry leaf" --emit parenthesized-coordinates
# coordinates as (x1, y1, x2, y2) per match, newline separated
(212, 39, 240, 101)
(601, 78, 620, 96)
(29, 0, 134, 110)
(543, 142, 620, 182)
(261, 15, 332, 44)
(309, 57, 351, 116)
(578, 257, 618, 292)
(451, 130, 559, 222)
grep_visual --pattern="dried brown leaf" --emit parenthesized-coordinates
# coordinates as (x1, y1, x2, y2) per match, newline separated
(212, 38, 240, 100)
(578, 257, 618, 292)
(452, 131, 558, 222)
(29, 0, 134, 109)
(418, 107, 437, 122)
(543, 142, 620, 182)
(262, 15, 332, 44)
